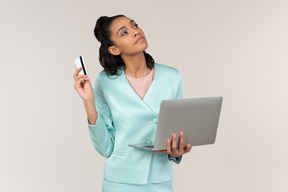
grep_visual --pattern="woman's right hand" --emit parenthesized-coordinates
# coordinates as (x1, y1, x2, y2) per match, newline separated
(73, 67, 94, 102)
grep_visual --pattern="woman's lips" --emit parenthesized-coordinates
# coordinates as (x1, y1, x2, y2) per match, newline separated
(135, 36, 145, 44)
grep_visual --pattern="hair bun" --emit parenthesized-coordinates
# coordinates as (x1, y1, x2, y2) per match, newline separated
(94, 16, 109, 43)
(94, 15, 126, 45)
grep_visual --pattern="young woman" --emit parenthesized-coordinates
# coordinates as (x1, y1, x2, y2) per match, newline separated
(73, 15, 191, 192)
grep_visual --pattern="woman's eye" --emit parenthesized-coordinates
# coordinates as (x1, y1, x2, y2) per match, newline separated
(133, 24, 138, 28)
(121, 31, 127, 36)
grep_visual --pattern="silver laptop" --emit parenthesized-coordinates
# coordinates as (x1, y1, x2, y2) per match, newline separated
(128, 97, 223, 151)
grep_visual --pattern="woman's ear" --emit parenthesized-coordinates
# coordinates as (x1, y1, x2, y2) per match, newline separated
(108, 46, 121, 56)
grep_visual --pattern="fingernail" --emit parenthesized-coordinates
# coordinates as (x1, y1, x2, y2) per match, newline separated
(167, 139, 170, 143)
(173, 133, 176, 137)
(180, 131, 183, 135)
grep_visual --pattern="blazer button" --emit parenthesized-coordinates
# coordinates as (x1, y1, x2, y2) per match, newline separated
(153, 119, 158, 124)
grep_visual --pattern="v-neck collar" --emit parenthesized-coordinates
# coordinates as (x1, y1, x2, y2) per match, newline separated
(120, 63, 159, 116)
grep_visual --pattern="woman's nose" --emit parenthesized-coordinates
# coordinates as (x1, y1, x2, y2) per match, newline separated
(133, 29, 139, 37)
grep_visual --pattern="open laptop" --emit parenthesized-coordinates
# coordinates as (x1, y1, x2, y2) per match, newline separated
(128, 97, 223, 151)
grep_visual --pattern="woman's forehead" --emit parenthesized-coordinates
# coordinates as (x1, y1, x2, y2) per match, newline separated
(110, 17, 133, 33)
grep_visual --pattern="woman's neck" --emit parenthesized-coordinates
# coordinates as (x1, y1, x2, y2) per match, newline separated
(121, 52, 150, 78)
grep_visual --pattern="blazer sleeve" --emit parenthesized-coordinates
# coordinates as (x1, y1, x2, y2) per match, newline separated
(87, 73, 115, 158)
(168, 69, 184, 164)
(175, 70, 183, 99)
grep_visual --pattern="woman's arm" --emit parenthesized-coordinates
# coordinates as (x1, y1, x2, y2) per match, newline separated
(74, 67, 115, 157)
(87, 73, 116, 158)
(84, 100, 98, 125)
(73, 66, 98, 125)
(152, 69, 191, 162)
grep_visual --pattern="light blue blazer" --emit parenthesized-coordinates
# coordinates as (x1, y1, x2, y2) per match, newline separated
(88, 63, 183, 184)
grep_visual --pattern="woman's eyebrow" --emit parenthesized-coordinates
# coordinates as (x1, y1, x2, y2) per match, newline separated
(117, 20, 135, 34)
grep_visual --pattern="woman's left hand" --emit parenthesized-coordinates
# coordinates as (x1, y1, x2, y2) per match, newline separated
(153, 131, 192, 157)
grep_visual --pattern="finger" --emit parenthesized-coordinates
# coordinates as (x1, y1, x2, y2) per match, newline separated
(75, 76, 89, 83)
(172, 133, 178, 156)
(74, 77, 89, 89)
(152, 150, 167, 154)
(73, 67, 82, 78)
(74, 74, 88, 82)
(166, 139, 171, 154)
(73, 72, 87, 82)
(184, 144, 192, 153)
(178, 131, 184, 154)
(153, 149, 166, 153)
(75, 73, 88, 79)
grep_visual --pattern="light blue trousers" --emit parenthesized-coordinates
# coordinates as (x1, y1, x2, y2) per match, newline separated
(103, 178, 174, 192)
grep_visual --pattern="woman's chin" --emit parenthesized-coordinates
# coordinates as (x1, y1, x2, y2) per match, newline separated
(140, 42, 148, 51)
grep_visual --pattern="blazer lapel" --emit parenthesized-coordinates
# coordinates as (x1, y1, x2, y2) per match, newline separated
(142, 64, 162, 117)
(118, 64, 161, 117)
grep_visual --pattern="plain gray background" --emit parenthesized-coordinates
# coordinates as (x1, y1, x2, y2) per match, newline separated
(1, 0, 287, 191)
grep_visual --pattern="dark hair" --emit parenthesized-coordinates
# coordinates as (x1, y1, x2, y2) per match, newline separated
(94, 15, 154, 76)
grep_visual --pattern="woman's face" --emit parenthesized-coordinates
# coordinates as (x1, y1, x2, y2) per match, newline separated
(108, 16, 148, 56)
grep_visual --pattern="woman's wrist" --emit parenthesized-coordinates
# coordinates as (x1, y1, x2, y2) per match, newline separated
(83, 100, 98, 125)
(83, 97, 94, 104)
